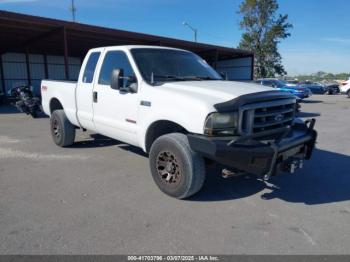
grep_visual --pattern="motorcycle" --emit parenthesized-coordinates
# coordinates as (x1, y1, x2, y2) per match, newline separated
(9, 85, 41, 118)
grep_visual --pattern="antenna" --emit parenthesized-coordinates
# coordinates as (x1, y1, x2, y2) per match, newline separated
(69, 0, 77, 22)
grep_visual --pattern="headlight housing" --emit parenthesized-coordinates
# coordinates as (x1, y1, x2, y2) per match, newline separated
(204, 112, 239, 136)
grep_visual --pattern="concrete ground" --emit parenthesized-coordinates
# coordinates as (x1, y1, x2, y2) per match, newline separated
(0, 95, 349, 255)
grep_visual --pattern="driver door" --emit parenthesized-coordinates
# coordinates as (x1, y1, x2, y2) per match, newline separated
(92, 50, 139, 146)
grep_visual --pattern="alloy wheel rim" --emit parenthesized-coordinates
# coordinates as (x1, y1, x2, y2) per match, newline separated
(52, 119, 61, 138)
(156, 151, 181, 186)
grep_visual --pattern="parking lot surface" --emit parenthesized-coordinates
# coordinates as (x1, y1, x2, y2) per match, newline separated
(0, 95, 350, 254)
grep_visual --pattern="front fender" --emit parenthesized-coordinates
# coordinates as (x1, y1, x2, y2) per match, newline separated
(138, 109, 209, 152)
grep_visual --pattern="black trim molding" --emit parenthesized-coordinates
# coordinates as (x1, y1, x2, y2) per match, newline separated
(214, 91, 296, 112)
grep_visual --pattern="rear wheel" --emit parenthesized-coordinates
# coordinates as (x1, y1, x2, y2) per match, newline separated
(347, 90, 350, 98)
(30, 109, 38, 118)
(149, 133, 205, 199)
(50, 109, 75, 147)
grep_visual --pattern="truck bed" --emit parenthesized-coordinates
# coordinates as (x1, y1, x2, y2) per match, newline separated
(41, 80, 79, 126)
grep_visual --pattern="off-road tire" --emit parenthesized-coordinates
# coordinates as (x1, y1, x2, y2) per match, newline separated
(149, 133, 205, 199)
(50, 109, 75, 147)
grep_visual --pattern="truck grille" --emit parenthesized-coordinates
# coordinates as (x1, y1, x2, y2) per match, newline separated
(238, 98, 296, 135)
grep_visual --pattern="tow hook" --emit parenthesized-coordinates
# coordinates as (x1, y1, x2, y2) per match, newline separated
(283, 159, 303, 174)
(222, 168, 243, 178)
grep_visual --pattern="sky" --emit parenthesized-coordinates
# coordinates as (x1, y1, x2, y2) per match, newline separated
(0, 0, 349, 76)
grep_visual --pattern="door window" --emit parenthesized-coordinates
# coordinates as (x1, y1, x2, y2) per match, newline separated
(82, 52, 100, 83)
(98, 51, 136, 88)
(262, 80, 273, 87)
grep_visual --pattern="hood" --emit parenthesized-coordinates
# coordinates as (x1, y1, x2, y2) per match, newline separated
(158, 80, 273, 104)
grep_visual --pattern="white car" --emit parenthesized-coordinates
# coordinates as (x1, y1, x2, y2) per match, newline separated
(340, 78, 350, 97)
(41, 45, 317, 199)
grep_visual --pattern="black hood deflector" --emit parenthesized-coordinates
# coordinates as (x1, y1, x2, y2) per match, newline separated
(214, 91, 296, 112)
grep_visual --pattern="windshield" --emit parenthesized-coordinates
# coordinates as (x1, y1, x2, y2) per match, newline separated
(131, 48, 222, 84)
(278, 80, 288, 85)
(271, 79, 290, 88)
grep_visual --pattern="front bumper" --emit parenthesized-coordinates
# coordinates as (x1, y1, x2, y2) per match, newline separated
(295, 92, 310, 99)
(188, 119, 317, 179)
(340, 86, 349, 93)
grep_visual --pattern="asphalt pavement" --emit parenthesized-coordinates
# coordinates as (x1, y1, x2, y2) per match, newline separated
(0, 95, 349, 254)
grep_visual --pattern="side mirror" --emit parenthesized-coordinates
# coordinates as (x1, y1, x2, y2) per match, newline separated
(121, 75, 138, 93)
(120, 82, 138, 93)
(110, 69, 123, 90)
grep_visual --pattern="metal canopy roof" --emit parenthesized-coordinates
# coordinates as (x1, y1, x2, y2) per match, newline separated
(0, 10, 253, 63)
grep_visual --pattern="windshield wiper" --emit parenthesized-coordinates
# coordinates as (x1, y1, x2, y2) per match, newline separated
(176, 76, 221, 81)
(152, 74, 185, 81)
(193, 76, 221, 80)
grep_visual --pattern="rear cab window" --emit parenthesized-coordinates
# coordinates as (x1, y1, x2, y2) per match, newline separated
(82, 52, 101, 83)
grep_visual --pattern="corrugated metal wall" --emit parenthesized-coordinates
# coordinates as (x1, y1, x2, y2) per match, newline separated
(2, 53, 27, 95)
(216, 57, 253, 81)
(1, 52, 81, 96)
(0, 52, 253, 96)
(29, 54, 45, 95)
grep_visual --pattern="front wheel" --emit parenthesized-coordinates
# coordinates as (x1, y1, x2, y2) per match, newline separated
(149, 133, 206, 199)
(50, 110, 75, 147)
(347, 90, 350, 98)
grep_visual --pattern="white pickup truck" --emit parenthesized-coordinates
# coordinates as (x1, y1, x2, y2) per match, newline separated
(41, 45, 317, 199)
(341, 78, 350, 97)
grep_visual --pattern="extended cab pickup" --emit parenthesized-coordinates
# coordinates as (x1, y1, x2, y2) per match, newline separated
(41, 45, 317, 199)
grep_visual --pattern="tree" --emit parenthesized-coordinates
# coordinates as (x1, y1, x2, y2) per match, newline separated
(237, 0, 292, 78)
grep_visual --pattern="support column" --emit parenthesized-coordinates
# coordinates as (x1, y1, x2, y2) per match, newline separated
(214, 49, 219, 70)
(250, 54, 255, 80)
(25, 49, 31, 85)
(0, 54, 5, 96)
(43, 54, 49, 79)
(62, 26, 70, 80)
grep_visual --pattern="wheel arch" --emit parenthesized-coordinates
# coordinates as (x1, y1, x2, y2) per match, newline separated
(144, 120, 189, 153)
(49, 98, 63, 114)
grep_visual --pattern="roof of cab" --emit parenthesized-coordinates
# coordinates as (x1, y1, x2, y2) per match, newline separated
(90, 45, 189, 52)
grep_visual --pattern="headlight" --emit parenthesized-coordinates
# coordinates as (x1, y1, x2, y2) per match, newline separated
(204, 112, 239, 136)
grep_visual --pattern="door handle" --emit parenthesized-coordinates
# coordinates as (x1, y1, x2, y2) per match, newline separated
(93, 91, 98, 103)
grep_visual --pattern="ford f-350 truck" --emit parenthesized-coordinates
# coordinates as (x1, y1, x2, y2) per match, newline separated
(41, 45, 317, 199)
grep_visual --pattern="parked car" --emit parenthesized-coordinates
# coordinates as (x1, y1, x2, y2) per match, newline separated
(286, 80, 299, 86)
(340, 78, 350, 97)
(299, 81, 327, 94)
(254, 78, 312, 100)
(322, 82, 340, 95)
(41, 46, 317, 199)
